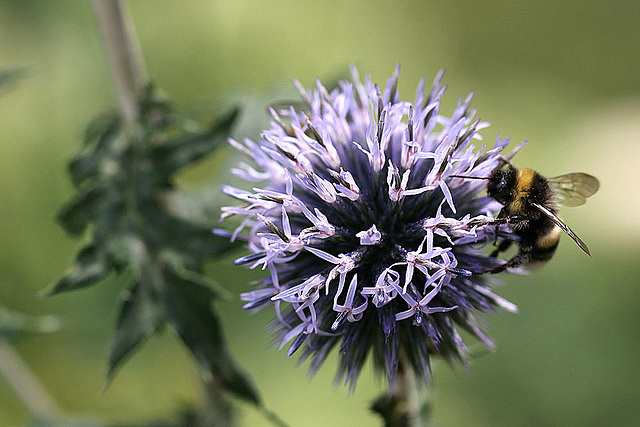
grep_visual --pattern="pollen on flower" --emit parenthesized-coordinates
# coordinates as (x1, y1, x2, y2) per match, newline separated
(221, 64, 521, 388)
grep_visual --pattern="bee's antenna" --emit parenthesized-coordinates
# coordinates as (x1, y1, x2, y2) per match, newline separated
(449, 175, 490, 180)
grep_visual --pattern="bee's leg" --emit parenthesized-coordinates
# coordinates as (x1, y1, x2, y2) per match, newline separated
(493, 208, 508, 245)
(489, 240, 513, 258)
(493, 212, 526, 247)
(489, 249, 531, 274)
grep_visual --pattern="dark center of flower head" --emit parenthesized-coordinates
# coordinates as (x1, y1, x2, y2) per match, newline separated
(221, 64, 520, 388)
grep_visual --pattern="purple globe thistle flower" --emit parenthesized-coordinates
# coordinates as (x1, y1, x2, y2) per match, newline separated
(220, 65, 522, 389)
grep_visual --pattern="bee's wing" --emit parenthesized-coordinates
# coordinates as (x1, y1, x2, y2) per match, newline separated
(531, 202, 591, 255)
(548, 173, 600, 207)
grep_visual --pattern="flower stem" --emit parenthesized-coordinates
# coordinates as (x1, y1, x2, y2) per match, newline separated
(0, 338, 60, 418)
(371, 357, 432, 427)
(91, 0, 148, 125)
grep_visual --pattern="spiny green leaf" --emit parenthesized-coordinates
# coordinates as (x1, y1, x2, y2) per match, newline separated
(143, 203, 237, 257)
(84, 111, 121, 146)
(47, 245, 110, 295)
(69, 118, 124, 186)
(91, 200, 128, 246)
(164, 263, 230, 301)
(150, 107, 239, 176)
(53, 84, 261, 407)
(68, 152, 101, 188)
(161, 270, 260, 405)
(108, 281, 163, 380)
(104, 232, 145, 271)
(57, 183, 110, 235)
(139, 83, 173, 129)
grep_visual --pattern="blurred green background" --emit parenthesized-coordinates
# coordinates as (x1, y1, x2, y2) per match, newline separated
(1, 1, 639, 426)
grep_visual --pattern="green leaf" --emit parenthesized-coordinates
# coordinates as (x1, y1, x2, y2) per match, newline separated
(144, 205, 236, 258)
(104, 232, 144, 271)
(83, 111, 121, 146)
(165, 264, 230, 301)
(47, 246, 110, 295)
(67, 152, 101, 188)
(68, 116, 123, 187)
(92, 200, 127, 246)
(57, 183, 110, 235)
(108, 281, 163, 380)
(53, 84, 262, 409)
(161, 268, 261, 405)
(150, 107, 238, 176)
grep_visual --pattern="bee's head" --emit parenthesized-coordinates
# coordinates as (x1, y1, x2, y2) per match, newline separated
(487, 163, 517, 205)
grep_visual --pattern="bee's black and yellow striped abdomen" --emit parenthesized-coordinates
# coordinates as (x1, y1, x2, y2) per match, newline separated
(530, 225, 561, 263)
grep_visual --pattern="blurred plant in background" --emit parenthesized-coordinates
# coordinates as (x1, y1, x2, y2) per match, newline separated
(0, 68, 65, 425)
(5, 2, 281, 426)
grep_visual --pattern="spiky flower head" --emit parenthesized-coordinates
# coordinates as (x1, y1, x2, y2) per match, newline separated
(220, 65, 521, 388)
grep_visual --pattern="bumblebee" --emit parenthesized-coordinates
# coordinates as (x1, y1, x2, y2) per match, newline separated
(483, 159, 599, 273)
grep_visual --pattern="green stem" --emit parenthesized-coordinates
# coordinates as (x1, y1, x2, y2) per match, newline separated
(91, 0, 148, 125)
(394, 361, 422, 427)
(0, 338, 60, 418)
(371, 357, 432, 427)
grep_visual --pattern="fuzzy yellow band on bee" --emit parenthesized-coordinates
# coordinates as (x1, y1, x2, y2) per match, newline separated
(537, 225, 562, 249)
(511, 168, 536, 213)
